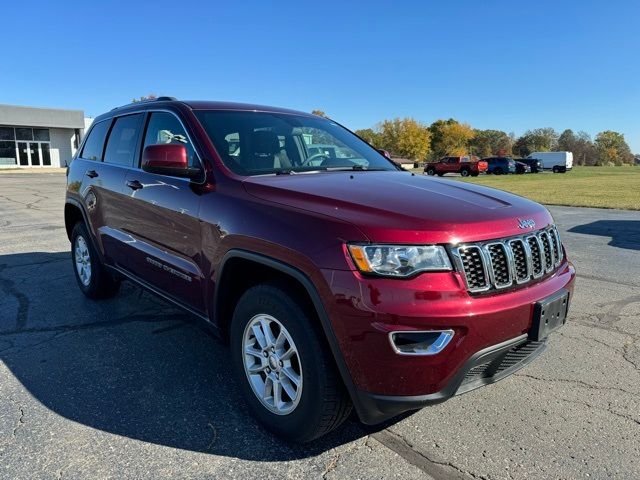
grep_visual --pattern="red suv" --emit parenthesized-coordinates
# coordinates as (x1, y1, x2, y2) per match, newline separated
(65, 98, 575, 442)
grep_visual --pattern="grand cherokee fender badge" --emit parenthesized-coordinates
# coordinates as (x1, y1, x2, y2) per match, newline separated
(517, 218, 536, 229)
(146, 257, 192, 282)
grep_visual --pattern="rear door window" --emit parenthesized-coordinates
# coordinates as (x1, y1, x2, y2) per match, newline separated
(104, 114, 143, 166)
(80, 120, 111, 161)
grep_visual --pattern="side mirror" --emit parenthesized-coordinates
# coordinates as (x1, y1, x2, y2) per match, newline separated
(141, 144, 201, 178)
(377, 149, 391, 159)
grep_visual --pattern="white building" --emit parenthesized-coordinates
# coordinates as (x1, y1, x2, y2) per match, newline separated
(0, 104, 86, 168)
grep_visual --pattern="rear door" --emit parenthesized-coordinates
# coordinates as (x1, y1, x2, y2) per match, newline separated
(118, 111, 205, 310)
(93, 113, 145, 265)
(76, 117, 133, 263)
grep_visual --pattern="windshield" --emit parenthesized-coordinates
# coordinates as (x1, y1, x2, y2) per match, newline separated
(194, 110, 397, 175)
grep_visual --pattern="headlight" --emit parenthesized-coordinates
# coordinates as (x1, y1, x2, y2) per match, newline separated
(348, 244, 452, 277)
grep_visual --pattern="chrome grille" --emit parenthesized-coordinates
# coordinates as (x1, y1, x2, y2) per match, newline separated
(487, 243, 511, 288)
(527, 236, 544, 277)
(508, 239, 529, 282)
(458, 246, 488, 290)
(539, 231, 553, 272)
(452, 226, 563, 293)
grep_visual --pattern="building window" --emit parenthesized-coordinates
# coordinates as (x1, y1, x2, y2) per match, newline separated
(0, 126, 52, 167)
(0, 141, 17, 165)
(34, 128, 50, 141)
(16, 128, 34, 141)
(0, 127, 15, 141)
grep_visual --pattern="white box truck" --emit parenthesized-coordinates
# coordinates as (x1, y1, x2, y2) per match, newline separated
(526, 151, 573, 173)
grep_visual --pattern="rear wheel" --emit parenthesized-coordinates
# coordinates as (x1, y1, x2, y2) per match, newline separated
(552, 166, 560, 173)
(460, 168, 470, 177)
(71, 222, 120, 299)
(425, 167, 436, 176)
(493, 167, 503, 175)
(471, 172, 479, 177)
(230, 284, 352, 442)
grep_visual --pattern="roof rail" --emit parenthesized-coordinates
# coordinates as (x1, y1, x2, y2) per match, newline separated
(111, 96, 178, 111)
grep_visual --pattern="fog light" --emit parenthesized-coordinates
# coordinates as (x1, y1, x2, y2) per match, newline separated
(389, 330, 454, 355)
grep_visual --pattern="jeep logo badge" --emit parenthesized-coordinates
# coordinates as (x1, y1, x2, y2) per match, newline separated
(518, 218, 536, 229)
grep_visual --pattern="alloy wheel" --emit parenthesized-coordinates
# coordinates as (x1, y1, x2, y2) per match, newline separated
(242, 314, 303, 415)
(74, 235, 92, 286)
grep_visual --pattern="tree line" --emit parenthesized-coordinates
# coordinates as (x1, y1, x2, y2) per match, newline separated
(347, 117, 634, 166)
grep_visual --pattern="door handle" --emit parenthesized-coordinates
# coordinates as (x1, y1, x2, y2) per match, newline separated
(86, 169, 98, 178)
(126, 180, 144, 190)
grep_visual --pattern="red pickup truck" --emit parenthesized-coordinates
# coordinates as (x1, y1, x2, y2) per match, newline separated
(425, 156, 488, 177)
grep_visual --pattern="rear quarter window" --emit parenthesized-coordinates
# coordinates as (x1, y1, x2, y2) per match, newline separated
(80, 120, 111, 161)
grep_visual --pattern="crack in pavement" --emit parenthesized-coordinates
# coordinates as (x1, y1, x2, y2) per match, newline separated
(514, 372, 640, 398)
(569, 315, 640, 341)
(595, 294, 640, 325)
(371, 429, 481, 479)
(12, 407, 25, 437)
(557, 330, 640, 372)
(556, 396, 640, 426)
(0, 313, 187, 356)
(0, 264, 30, 331)
(576, 273, 639, 288)
(0, 257, 68, 269)
(321, 438, 367, 479)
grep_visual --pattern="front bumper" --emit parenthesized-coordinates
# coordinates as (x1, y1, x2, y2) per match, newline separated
(354, 334, 546, 424)
(321, 260, 575, 424)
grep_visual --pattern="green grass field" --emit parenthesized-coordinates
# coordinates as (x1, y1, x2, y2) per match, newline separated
(450, 166, 640, 210)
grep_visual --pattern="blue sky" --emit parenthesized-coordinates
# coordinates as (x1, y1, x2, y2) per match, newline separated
(1, 0, 638, 151)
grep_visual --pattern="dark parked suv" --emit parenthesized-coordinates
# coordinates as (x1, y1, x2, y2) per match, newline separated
(65, 98, 575, 442)
(483, 156, 517, 174)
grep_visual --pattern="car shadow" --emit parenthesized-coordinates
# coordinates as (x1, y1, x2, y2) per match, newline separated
(0, 251, 400, 460)
(568, 220, 640, 251)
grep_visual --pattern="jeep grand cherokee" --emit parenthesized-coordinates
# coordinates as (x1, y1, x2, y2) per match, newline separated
(65, 97, 575, 442)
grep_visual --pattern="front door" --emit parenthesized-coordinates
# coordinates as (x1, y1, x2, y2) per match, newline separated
(17, 142, 29, 165)
(29, 143, 40, 166)
(119, 111, 205, 311)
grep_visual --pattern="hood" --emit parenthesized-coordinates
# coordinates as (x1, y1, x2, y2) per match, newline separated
(243, 171, 553, 244)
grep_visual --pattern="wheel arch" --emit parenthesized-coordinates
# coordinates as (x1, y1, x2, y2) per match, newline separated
(64, 198, 104, 263)
(64, 200, 85, 241)
(213, 250, 363, 416)
(214, 250, 329, 340)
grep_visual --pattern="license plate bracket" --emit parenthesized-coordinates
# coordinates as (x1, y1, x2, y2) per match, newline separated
(530, 289, 570, 341)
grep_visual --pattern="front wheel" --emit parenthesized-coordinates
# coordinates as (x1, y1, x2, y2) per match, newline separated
(230, 284, 352, 442)
(460, 168, 470, 177)
(71, 222, 120, 299)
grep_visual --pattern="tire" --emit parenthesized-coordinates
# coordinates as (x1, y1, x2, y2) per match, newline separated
(230, 283, 352, 443)
(493, 167, 503, 175)
(471, 172, 479, 177)
(425, 167, 436, 176)
(437, 172, 444, 177)
(460, 168, 470, 177)
(71, 222, 120, 299)
(552, 166, 560, 173)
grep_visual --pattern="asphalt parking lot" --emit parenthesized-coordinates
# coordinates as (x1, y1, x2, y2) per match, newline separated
(1, 172, 639, 479)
